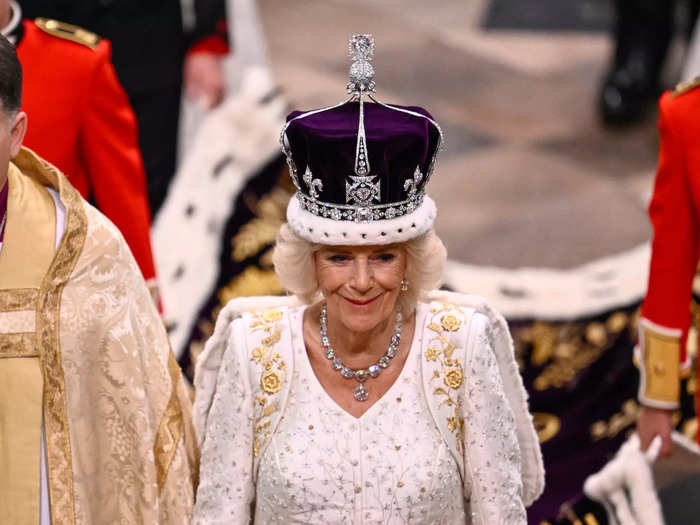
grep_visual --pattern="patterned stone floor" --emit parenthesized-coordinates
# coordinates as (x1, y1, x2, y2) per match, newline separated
(259, 0, 666, 269)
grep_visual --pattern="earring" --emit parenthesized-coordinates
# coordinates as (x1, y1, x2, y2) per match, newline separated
(400, 279, 409, 292)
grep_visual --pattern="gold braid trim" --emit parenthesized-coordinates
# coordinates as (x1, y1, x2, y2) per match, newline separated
(154, 352, 186, 491)
(0, 332, 38, 357)
(35, 166, 87, 525)
(0, 288, 39, 312)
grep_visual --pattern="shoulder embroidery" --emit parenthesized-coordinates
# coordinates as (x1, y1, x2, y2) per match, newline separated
(672, 76, 700, 98)
(35, 18, 101, 50)
(248, 308, 287, 457)
(425, 303, 468, 451)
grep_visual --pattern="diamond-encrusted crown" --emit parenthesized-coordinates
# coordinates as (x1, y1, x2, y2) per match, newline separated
(280, 34, 443, 226)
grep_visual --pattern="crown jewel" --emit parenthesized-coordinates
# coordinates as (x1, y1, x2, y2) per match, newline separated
(347, 34, 375, 92)
(279, 34, 443, 231)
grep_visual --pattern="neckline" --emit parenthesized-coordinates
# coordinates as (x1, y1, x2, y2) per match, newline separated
(292, 303, 425, 422)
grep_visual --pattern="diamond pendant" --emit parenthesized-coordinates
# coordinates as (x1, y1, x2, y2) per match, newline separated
(354, 384, 369, 402)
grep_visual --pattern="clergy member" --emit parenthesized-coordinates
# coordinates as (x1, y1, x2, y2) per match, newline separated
(0, 34, 196, 524)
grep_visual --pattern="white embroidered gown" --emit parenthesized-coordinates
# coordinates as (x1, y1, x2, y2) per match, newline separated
(255, 307, 466, 524)
(193, 300, 537, 524)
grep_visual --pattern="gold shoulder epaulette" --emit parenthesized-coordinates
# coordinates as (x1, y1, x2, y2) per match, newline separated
(35, 18, 100, 50)
(672, 76, 700, 98)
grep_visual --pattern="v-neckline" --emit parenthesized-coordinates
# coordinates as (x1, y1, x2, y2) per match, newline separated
(293, 304, 425, 422)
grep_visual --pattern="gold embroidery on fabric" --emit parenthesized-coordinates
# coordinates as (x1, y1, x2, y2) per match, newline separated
(231, 186, 290, 262)
(0, 288, 39, 312)
(441, 314, 461, 332)
(249, 309, 287, 457)
(519, 309, 635, 392)
(425, 304, 467, 452)
(682, 418, 698, 442)
(218, 266, 284, 304)
(590, 400, 638, 441)
(0, 332, 38, 357)
(154, 352, 186, 492)
(261, 371, 282, 394)
(444, 368, 463, 389)
(532, 412, 561, 443)
(35, 168, 87, 525)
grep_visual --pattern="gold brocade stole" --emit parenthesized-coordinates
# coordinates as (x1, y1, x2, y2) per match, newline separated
(0, 163, 56, 524)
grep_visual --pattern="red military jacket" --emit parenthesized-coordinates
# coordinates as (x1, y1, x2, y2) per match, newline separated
(639, 81, 700, 410)
(16, 18, 157, 288)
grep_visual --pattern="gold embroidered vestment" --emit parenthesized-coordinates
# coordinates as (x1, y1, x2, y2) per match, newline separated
(0, 148, 197, 524)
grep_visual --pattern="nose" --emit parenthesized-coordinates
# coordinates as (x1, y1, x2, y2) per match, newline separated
(350, 257, 372, 293)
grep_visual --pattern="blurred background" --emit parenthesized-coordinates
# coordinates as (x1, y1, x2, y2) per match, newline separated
(13, 0, 700, 523)
(168, 1, 700, 523)
(263, 0, 657, 270)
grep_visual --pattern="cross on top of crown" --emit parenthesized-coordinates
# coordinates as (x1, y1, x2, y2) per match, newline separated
(348, 34, 374, 62)
(347, 34, 375, 93)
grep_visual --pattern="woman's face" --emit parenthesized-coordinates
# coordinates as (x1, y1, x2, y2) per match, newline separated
(315, 244, 407, 334)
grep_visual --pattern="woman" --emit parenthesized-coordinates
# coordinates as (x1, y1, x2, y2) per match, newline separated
(193, 34, 544, 524)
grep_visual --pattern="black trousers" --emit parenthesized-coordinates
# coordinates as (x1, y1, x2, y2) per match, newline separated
(612, 0, 700, 69)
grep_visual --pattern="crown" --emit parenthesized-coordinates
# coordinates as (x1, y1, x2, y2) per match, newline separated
(280, 34, 443, 245)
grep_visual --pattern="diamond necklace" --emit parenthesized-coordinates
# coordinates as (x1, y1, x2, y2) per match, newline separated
(319, 304, 402, 402)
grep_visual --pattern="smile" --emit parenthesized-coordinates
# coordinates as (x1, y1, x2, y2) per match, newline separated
(343, 295, 380, 306)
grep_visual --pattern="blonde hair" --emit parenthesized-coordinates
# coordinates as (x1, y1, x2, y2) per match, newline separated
(272, 224, 447, 314)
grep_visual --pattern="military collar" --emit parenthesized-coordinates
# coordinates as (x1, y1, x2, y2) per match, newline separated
(1, 1, 23, 46)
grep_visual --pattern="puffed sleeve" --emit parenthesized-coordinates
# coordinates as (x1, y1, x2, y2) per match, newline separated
(80, 39, 158, 287)
(193, 316, 255, 524)
(462, 313, 526, 524)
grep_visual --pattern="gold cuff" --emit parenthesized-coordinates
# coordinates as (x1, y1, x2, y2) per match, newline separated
(640, 323, 681, 407)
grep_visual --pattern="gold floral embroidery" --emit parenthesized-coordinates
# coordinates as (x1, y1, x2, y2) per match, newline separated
(154, 352, 186, 492)
(262, 310, 283, 323)
(425, 304, 468, 452)
(249, 309, 287, 457)
(520, 309, 636, 391)
(252, 347, 265, 363)
(425, 346, 440, 361)
(441, 314, 461, 332)
(444, 369, 463, 389)
(261, 371, 282, 394)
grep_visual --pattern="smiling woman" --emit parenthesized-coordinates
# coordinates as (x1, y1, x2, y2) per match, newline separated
(272, 224, 446, 315)
(193, 34, 544, 525)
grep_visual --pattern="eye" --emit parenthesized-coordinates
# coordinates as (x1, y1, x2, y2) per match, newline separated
(376, 253, 396, 262)
(329, 254, 349, 262)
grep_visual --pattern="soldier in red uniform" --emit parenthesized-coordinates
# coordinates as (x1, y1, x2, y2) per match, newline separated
(0, 1, 158, 296)
(637, 77, 700, 455)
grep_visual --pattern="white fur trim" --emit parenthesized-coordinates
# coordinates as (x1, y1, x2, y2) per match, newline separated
(153, 66, 288, 358)
(443, 243, 651, 321)
(584, 433, 664, 525)
(286, 194, 437, 245)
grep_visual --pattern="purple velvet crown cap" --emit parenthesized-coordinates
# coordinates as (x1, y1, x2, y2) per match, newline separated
(284, 101, 441, 208)
(280, 33, 443, 245)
